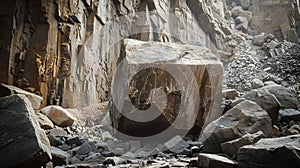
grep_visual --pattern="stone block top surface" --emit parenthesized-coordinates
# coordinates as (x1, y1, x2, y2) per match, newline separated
(123, 39, 221, 65)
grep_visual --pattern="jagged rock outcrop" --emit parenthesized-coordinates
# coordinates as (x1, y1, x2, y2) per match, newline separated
(110, 39, 223, 138)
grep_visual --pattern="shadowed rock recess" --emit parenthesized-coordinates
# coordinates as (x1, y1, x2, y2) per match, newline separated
(0, 0, 300, 167)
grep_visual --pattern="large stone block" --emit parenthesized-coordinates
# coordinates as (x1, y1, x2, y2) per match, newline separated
(110, 39, 222, 139)
(0, 94, 51, 167)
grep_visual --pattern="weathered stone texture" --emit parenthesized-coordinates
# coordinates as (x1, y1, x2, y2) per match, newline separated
(0, 94, 51, 167)
(110, 39, 222, 138)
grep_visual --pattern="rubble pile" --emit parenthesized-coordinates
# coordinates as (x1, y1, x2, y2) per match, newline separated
(223, 32, 300, 99)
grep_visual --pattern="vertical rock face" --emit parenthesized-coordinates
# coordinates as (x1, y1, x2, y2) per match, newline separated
(0, 94, 51, 167)
(251, 0, 300, 41)
(110, 39, 222, 138)
(0, 0, 228, 109)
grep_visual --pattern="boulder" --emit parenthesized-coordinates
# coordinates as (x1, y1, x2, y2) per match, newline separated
(243, 90, 280, 124)
(35, 112, 54, 130)
(200, 100, 273, 153)
(198, 153, 238, 168)
(221, 131, 265, 157)
(51, 146, 71, 166)
(0, 94, 51, 167)
(41, 105, 76, 127)
(238, 135, 300, 168)
(279, 109, 300, 122)
(252, 34, 265, 46)
(110, 39, 223, 138)
(263, 85, 300, 110)
(0, 83, 42, 109)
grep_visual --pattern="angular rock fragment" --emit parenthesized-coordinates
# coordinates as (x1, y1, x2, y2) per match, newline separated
(111, 39, 223, 138)
(238, 135, 300, 168)
(36, 112, 54, 130)
(51, 146, 71, 166)
(252, 33, 265, 46)
(263, 85, 300, 110)
(198, 153, 238, 168)
(221, 131, 265, 157)
(49, 127, 68, 137)
(0, 94, 51, 167)
(200, 100, 273, 153)
(47, 134, 63, 147)
(243, 90, 281, 124)
(41, 105, 76, 127)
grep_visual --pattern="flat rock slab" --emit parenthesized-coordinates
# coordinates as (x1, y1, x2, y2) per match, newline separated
(238, 135, 300, 168)
(110, 39, 222, 138)
(0, 94, 51, 167)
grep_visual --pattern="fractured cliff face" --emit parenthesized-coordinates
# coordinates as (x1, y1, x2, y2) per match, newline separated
(0, 0, 228, 108)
